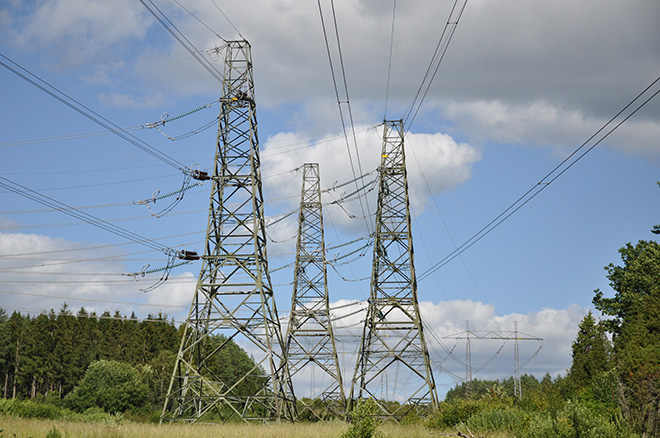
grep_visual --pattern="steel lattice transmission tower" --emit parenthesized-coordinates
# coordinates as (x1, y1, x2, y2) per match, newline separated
(284, 163, 346, 420)
(161, 40, 296, 424)
(349, 120, 438, 420)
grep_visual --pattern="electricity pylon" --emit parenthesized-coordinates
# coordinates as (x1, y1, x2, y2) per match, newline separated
(160, 40, 296, 424)
(284, 163, 346, 420)
(445, 321, 543, 399)
(349, 120, 438, 420)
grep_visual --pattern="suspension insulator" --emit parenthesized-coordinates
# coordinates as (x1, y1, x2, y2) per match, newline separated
(192, 170, 211, 181)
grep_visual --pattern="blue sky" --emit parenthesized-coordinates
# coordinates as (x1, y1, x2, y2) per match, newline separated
(1, 0, 659, 398)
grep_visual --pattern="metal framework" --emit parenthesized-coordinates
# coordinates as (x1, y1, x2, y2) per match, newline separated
(161, 40, 296, 424)
(349, 120, 438, 420)
(445, 321, 543, 399)
(284, 163, 346, 420)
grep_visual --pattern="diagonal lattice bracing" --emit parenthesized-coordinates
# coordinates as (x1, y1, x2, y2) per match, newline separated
(160, 40, 296, 424)
(285, 163, 346, 420)
(349, 120, 437, 420)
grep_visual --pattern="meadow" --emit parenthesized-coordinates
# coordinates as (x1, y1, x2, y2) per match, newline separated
(0, 416, 456, 438)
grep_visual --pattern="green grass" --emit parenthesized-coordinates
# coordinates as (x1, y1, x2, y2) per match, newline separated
(0, 416, 455, 438)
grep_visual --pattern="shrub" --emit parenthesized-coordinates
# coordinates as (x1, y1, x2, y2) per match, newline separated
(427, 399, 485, 429)
(520, 400, 638, 438)
(0, 398, 63, 419)
(467, 406, 530, 432)
(342, 398, 383, 438)
(64, 359, 148, 413)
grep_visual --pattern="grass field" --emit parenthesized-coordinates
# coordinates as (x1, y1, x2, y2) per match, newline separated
(0, 416, 444, 438)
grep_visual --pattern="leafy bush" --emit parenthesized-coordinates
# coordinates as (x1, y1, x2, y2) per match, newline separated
(64, 359, 148, 413)
(342, 398, 383, 438)
(466, 405, 530, 432)
(0, 398, 63, 419)
(521, 400, 637, 438)
(426, 399, 485, 429)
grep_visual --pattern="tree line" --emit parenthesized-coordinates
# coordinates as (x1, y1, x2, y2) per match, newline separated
(428, 233, 660, 437)
(1, 194, 659, 435)
(0, 305, 180, 405)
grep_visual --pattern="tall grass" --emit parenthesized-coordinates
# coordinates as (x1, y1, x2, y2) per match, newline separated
(0, 415, 512, 438)
(2, 416, 344, 438)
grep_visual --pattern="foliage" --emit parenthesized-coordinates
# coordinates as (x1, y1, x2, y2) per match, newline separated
(64, 360, 148, 413)
(569, 311, 611, 389)
(593, 240, 660, 336)
(593, 239, 660, 436)
(342, 398, 382, 438)
(0, 307, 178, 401)
(0, 398, 63, 419)
(45, 426, 62, 438)
(426, 398, 488, 429)
(137, 350, 176, 407)
(432, 373, 637, 437)
(203, 334, 268, 397)
(520, 400, 636, 438)
(465, 405, 530, 432)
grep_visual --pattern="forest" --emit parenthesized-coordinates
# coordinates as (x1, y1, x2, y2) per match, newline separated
(1, 236, 659, 437)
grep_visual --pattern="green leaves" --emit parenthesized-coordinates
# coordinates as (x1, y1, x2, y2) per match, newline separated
(569, 311, 611, 389)
(593, 240, 660, 336)
(64, 360, 147, 413)
(592, 238, 660, 435)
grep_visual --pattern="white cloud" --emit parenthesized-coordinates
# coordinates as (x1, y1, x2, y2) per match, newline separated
(440, 99, 660, 159)
(4, 0, 658, 154)
(261, 126, 481, 241)
(0, 231, 191, 318)
(9, 0, 151, 60)
(144, 271, 196, 315)
(326, 298, 587, 397)
(419, 301, 586, 382)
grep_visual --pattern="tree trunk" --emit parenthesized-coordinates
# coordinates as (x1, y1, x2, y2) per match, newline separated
(30, 375, 36, 398)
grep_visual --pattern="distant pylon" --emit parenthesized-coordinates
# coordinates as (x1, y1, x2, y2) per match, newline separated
(466, 320, 472, 397)
(445, 321, 543, 399)
(160, 40, 296, 424)
(284, 163, 346, 420)
(349, 120, 438, 420)
(513, 321, 521, 398)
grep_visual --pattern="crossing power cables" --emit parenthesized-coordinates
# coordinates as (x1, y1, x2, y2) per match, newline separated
(138, 0, 226, 85)
(317, 0, 373, 234)
(0, 53, 194, 176)
(418, 74, 660, 282)
(0, 175, 200, 264)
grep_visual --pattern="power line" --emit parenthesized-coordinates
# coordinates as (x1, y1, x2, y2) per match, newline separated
(403, 0, 469, 131)
(24, 51, 190, 69)
(172, 0, 224, 40)
(0, 229, 203, 260)
(138, 0, 225, 84)
(0, 175, 184, 256)
(383, 0, 397, 120)
(0, 289, 186, 309)
(208, 0, 244, 39)
(316, 0, 372, 234)
(418, 74, 660, 281)
(0, 53, 190, 172)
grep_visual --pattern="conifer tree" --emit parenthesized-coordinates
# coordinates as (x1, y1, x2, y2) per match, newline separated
(569, 311, 611, 389)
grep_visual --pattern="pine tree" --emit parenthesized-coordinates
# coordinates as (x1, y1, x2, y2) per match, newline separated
(0, 309, 10, 398)
(569, 311, 611, 389)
